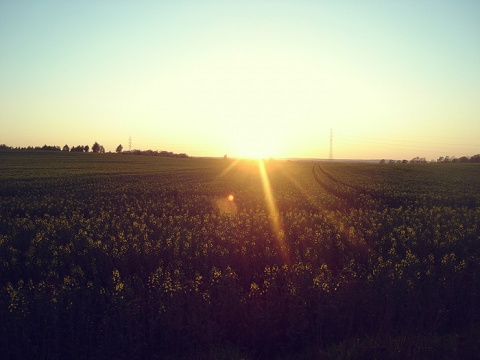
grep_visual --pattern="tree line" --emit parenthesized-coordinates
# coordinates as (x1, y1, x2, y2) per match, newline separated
(0, 143, 99, 153)
(124, 149, 189, 158)
(435, 154, 480, 163)
(0, 143, 189, 158)
(380, 153, 480, 164)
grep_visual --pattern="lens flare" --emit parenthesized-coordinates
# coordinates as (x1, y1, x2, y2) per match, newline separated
(216, 196, 237, 216)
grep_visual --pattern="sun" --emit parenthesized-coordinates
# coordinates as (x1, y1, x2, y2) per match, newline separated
(232, 131, 283, 159)
(240, 147, 272, 160)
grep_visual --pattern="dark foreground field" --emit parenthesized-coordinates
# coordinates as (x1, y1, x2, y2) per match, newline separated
(1, 151, 479, 359)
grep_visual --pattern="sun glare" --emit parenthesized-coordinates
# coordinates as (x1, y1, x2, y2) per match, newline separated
(234, 140, 269, 159)
(232, 129, 285, 159)
(235, 142, 280, 160)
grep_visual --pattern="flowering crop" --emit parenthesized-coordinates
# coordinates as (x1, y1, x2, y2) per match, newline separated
(1, 152, 479, 358)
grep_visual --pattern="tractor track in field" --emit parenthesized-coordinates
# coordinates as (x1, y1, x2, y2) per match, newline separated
(312, 164, 478, 209)
(312, 164, 404, 208)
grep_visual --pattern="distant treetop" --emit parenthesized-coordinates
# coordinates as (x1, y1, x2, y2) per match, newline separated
(0, 143, 189, 158)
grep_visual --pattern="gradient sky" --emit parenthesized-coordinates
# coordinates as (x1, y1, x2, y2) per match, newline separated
(1, 0, 479, 159)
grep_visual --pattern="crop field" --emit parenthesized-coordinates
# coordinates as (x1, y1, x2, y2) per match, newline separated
(1, 151, 480, 359)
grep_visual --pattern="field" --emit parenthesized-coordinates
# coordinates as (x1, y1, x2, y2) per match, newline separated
(1, 151, 479, 359)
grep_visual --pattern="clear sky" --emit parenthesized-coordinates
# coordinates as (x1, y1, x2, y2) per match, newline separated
(1, 0, 479, 160)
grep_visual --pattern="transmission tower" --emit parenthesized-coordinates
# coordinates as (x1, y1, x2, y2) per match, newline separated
(128, 136, 132, 152)
(329, 129, 333, 160)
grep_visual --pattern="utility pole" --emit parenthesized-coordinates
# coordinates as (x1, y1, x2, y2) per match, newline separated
(329, 129, 333, 161)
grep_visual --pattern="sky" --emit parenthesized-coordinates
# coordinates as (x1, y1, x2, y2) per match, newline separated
(1, 0, 479, 160)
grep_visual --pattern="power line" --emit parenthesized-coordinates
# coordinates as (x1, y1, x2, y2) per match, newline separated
(329, 128, 333, 160)
(337, 139, 479, 153)
(336, 134, 479, 147)
(331, 131, 479, 159)
(336, 137, 477, 150)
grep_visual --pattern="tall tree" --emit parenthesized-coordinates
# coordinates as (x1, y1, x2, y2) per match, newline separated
(92, 142, 100, 153)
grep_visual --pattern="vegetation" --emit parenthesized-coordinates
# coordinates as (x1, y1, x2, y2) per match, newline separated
(122, 149, 189, 158)
(91, 142, 105, 154)
(1, 151, 479, 359)
(0, 144, 188, 158)
(380, 154, 480, 164)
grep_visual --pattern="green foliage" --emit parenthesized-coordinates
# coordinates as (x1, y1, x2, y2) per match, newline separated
(1, 153, 479, 359)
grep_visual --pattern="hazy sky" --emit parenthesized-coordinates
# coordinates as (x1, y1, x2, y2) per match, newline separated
(1, 0, 479, 159)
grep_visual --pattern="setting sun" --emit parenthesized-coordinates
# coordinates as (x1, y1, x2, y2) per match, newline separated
(238, 146, 274, 160)
(231, 129, 287, 159)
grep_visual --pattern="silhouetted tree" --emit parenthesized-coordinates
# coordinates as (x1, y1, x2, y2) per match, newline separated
(92, 142, 100, 153)
(116, 144, 123, 153)
(39, 145, 61, 151)
(71, 145, 84, 152)
(84, 145, 89, 152)
(62, 144, 69, 152)
(99, 145, 105, 153)
(121, 149, 189, 158)
(410, 156, 426, 163)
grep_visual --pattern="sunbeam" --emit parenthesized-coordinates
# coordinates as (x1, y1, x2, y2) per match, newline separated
(218, 158, 242, 178)
(276, 162, 324, 212)
(258, 159, 291, 265)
